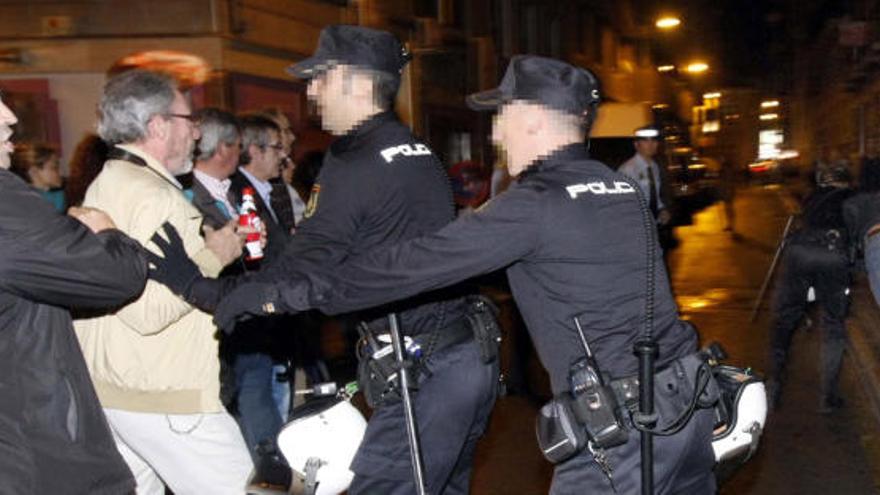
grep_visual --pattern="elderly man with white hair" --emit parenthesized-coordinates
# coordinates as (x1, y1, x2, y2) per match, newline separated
(74, 70, 252, 495)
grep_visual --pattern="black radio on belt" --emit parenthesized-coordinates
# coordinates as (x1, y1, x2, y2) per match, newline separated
(535, 318, 628, 464)
(567, 356, 628, 449)
(566, 318, 628, 449)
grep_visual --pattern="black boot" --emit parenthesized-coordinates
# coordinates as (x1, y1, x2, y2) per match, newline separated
(250, 439, 292, 490)
(767, 347, 788, 410)
(819, 338, 846, 414)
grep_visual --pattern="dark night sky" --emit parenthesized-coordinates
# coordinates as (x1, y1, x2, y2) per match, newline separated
(708, 0, 852, 89)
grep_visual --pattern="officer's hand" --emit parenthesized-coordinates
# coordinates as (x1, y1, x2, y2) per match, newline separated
(146, 222, 203, 297)
(214, 282, 285, 334)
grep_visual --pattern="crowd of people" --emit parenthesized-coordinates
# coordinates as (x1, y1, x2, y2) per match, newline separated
(0, 23, 752, 495)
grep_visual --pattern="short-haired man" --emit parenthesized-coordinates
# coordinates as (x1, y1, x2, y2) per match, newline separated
(205, 55, 716, 493)
(74, 70, 252, 495)
(233, 114, 288, 261)
(260, 107, 299, 235)
(189, 107, 241, 230)
(226, 113, 294, 488)
(618, 126, 674, 249)
(0, 91, 146, 495)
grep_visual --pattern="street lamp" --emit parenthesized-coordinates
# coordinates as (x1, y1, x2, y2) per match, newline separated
(657, 64, 675, 72)
(655, 16, 682, 30)
(684, 62, 709, 74)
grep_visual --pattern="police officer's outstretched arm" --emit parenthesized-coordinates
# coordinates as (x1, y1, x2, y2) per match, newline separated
(215, 185, 543, 327)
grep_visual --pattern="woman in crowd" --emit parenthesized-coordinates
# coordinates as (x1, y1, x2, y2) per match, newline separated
(11, 142, 65, 212)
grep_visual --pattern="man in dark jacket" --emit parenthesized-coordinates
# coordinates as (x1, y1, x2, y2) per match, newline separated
(227, 113, 294, 488)
(0, 91, 148, 494)
(187, 107, 241, 231)
(770, 164, 854, 412)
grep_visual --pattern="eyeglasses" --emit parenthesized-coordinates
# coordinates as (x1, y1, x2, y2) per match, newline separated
(264, 143, 285, 152)
(165, 113, 199, 124)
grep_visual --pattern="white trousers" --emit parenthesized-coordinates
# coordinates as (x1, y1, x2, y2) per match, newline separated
(104, 408, 254, 495)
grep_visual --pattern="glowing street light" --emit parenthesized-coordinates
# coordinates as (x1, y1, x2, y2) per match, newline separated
(759, 113, 779, 121)
(655, 16, 682, 29)
(703, 92, 722, 99)
(657, 64, 675, 72)
(761, 100, 780, 108)
(684, 62, 709, 74)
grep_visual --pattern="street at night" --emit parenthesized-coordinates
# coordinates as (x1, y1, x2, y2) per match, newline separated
(470, 183, 880, 494)
(6, 1, 880, 494)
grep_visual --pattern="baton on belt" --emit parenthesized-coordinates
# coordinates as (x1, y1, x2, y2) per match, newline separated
(388, 313, 428, 495)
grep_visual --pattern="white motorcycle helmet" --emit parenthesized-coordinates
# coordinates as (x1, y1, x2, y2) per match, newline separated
(711, 365, 767, 466)
(277, 397, 367, 495)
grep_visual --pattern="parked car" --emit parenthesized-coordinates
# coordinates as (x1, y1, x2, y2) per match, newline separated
(667, 149, 721, 208)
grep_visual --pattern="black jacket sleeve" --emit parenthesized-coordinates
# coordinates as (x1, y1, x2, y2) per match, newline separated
(0, 174, 147, 309)
(279, 185, 543, 315)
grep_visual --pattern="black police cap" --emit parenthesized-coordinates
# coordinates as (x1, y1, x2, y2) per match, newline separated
(467, 55, 600, 117)
(287, 25, 410, 80)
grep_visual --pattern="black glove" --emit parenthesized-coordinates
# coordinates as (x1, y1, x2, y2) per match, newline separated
(145, 222, 202, 294)
(214, 282, 284, 335)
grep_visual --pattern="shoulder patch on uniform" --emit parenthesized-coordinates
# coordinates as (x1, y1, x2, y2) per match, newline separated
(566, 181, 635, 199)
(304, 184, 321, 219)
(380, 143, 432, 163)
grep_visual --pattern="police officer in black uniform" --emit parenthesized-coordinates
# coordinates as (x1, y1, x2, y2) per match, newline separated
(769, 164, 854, 412)
(181, 55, 716, 494)
(264, 25, 498, 495)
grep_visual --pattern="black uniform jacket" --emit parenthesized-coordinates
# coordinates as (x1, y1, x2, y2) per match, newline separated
(260, 111, 469, 335)
(279, 143, 696, 394)
(792, 185, 853, 247)
(0, 170, 147, 494)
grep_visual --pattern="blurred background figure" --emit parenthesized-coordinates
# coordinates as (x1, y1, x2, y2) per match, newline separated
(187, 107, 241, 231)
(261, 107, 298, 236)
(11, 142, 65, 212)
(619, 125, 676, 250)
(720, 157, 738, 233)
(65, 134, 109, 208)
(769, 163, 854, 413)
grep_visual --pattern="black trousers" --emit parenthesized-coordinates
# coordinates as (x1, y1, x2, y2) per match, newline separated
(549, 408, 716, 494)
(771, 243, 850, 398)
(348, 340, 499, 495)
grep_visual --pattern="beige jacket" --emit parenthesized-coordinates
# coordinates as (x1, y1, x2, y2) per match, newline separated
(75, 144, 226, 414)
